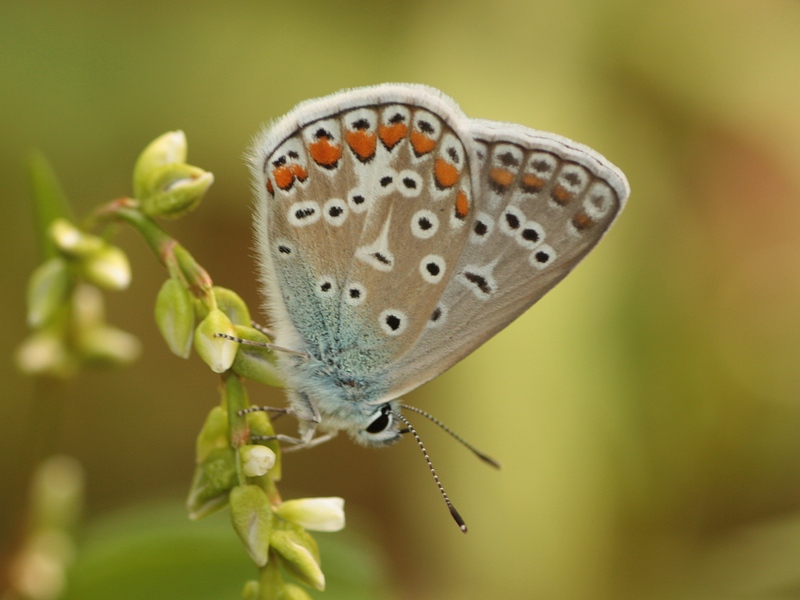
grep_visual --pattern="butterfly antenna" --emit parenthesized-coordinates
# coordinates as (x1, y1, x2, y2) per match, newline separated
(392, 410, 467, 533)
(399, 404, 501, 469)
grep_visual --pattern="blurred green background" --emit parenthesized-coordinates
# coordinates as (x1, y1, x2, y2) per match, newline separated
(3, 0, 800, 598)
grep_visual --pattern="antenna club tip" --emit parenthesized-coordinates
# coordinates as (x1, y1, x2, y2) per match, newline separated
(481, 455, 502, 470)
(449, 506, 468, 533)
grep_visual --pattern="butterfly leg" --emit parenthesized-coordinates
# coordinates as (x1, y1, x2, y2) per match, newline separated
(250, 321, 276, 337)
(281, 432, 338, 452)
(250, 428, 336, 450)
(240, 394, 327, 448)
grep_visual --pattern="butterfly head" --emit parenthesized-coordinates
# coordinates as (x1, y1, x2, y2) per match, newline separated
(305, 394, 398, 448)
(350, 402, 403, 447)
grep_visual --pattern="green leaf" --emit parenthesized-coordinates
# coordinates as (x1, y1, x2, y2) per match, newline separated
(231, 326, 284, 388)
(270, 521, 324, 591)
(155, 278, 196, 359)
(229, 485, 272, 567)
(186, 447, 237, 520)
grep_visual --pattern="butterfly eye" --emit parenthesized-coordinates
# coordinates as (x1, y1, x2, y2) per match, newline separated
(366, 406, 392, 434)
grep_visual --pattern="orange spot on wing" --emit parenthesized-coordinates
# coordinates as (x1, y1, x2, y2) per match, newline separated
(345, 130, 377, 161)
(455, 190, 470, 219)
(410, 131, 436, 155)
(551, 185, 573, 205)
(379, 123, 407, 149)
(520, 174, 545, 193)
(434, 158, 460, 189)
(272, 165, 295, 190)
(308, 137, 342, 168)
(571, 212, 595, 230)
(489, 167, 515, 190)
(290, 163, 308, 182)
(266, 178, 274, 196)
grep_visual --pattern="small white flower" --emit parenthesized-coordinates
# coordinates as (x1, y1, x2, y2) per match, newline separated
(193, 309, 237, 373)
(240, 445, 276, 477)
(276, 497, 345, 532)
(82, 245, 131, 290)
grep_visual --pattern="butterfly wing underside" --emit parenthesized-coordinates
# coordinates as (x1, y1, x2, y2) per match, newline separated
(250, 84, 629, 406)
(250, 85, 481, 386)
(386, 118, 630, 398)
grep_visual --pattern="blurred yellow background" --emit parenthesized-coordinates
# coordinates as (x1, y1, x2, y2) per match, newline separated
(3, 1, 800, 598)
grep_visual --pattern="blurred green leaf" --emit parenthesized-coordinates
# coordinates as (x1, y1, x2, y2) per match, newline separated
(61, 501, 395, 600)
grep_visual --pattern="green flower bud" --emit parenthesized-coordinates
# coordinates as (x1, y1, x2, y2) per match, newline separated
(240, 445, 276, 478)
(133, 131, 187, 200)
(49, 219, 103, 258)
(77, 325, 140, 365)
(230, 485, 273, 567)
(79, 244, 131, 291)
(270, 521, 324, 591)
(140, 163, 214, 219)
(71, 284, 104, 328)
(231, 326, 284, 388)
(15, 331, 77, 378)
(246, 411, 282, 481)
(213, 286, 251, 326)
(242, 580, 260, 600)
(27, 258, 70, 328)
(186, 447, 237, 520)
(196, 406, 229, 463)
(275, 498, 345, 533)
(280, 584, 313, 600)
(194, 309, 237, 373)
(155, 278, 195, 359)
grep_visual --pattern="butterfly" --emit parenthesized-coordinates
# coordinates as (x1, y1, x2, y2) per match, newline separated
(247, 83, 629, 528)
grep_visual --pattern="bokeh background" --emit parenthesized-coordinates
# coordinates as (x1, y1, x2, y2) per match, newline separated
(3, 1, 800, 598)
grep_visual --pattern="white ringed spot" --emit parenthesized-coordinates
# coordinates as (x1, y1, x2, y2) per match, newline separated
(529, 244, 556, 270)
(379, 309, 408, 336)
(517, 220, 545, 250)
(347, 187, 370, 213)
(345, 282, 367, 306)
(396, 169, 424, 198)
(323, 198, 348, 226)
(470, 212, 494, 244)
(419, 254, 446, 284)
(411, 210, 439, 239)
(376, 168, 398, 196)
(499, 205, 526, 236)
(315, 276, 337, 298)
(287, 200, 321, 227)
(582, 181, 613, 219)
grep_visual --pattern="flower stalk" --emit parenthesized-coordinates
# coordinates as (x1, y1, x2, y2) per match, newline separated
(16, 133, 345, 599)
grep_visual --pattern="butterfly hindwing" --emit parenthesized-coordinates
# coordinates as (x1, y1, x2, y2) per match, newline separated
(386, 119, 629, 398)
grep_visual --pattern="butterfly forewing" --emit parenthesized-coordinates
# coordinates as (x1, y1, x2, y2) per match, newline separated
(386, 119, 629, 398)
(253, 86, 479, 378)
